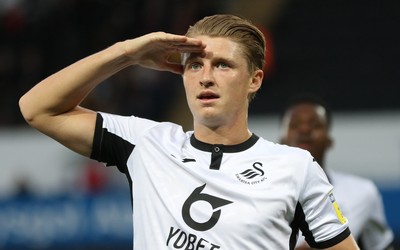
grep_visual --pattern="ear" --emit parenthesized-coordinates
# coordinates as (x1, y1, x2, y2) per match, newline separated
(249, 69, 263, 94)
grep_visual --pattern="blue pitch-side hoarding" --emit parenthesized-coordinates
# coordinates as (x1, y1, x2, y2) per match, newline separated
(0, 192, 133, 249)
(381, 189, 400, 237)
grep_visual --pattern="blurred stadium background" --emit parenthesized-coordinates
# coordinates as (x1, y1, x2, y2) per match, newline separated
(1, 0, 399, 249)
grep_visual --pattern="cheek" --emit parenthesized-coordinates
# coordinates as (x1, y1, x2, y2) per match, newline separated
(228, 87, 247, 104)
(287, 133, 297, 143)
(314, 134, 329, 146)
(282, 131, 295, 141)
(182, 77, 195, 95)
(232, 78, 252, 98)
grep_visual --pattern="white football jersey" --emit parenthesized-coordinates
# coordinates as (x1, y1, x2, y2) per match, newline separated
(91, 113, 350, 249)
(326, 169, 394, 249)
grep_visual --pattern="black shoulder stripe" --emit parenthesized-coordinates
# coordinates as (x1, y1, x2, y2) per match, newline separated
(90, 113, 134, 174)
(290, 202, 312, 249)
(290, 203, 351, 249)
(90, 113, 104, 160)
(90, 113, 134, 209)
(102, 129, 134, 174)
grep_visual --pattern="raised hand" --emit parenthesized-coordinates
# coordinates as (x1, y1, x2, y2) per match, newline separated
(122, 32, 206, 74)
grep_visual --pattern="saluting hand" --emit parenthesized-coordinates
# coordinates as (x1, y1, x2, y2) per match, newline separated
(122, 32, 205, 74)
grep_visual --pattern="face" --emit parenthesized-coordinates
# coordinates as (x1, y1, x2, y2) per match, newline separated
(280, 103, 332, 164)
(182, 36, 263, 128)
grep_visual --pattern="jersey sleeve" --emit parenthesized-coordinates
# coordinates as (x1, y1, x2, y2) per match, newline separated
(298, 157, 351, 248)
(90, 112, 159, 173)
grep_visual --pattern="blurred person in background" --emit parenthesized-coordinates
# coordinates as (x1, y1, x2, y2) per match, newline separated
(279, 94, 394, 250)
(19, 14, 359, 249)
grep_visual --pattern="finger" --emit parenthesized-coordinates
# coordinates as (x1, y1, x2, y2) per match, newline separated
(169, 44, 205, 52)
(165, 63, 183, 75)
(159, 34, 205, 49)
(166, 35, 204, 46)
(167, 53, 182, 64)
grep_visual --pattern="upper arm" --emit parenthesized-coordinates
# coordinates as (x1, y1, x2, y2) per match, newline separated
(29, 106, 97, 158)
(298, 157, 352, 248)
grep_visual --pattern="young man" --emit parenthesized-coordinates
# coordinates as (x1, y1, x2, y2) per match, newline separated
(280, 94, 394, 250)
(19, 14, 359, 249)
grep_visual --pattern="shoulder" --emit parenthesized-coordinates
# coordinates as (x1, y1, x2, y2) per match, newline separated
(256, 138, 317, 175)
(97, 112, 186, 142)
(99, 112, 158, 128)
(99, 112, 182, 130)
(258, 138, 312, 159)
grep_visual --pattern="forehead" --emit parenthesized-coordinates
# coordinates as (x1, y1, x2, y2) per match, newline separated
(288, 103, 327, 121)
(183, 36, 244, 62)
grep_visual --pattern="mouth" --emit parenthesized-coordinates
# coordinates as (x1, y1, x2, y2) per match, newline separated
(197, 91, 220, 101)
(295, 136, 313, 149)
(296, 140, 313, 151)
(297, 142, 311, 149)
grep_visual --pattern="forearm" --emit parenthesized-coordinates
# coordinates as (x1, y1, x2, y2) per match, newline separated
(18, 32, 204, 157)
(19, 41, 130, 124)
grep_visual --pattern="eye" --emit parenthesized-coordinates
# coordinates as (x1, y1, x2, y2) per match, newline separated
(187, 62, 202, 70)
(216, 62, 229, 69)
(311, 121, 324, 129)
(289, 121, 299, 129)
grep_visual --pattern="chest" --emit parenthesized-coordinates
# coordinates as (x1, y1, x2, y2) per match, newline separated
(132, 144, 300, 226)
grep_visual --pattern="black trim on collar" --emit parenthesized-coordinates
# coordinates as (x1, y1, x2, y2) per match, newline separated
(190, 133, 259, 153)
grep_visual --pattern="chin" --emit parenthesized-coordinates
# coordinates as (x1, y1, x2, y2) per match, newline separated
(196, 114, 224, 128)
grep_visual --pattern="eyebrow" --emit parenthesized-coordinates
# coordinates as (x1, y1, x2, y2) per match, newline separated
(182, 52, 203, 65)
(183, 53, 236, 66)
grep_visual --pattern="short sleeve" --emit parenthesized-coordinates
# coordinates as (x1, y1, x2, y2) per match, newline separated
(299, 158, 350, 248)
(90, 112, 159, 173)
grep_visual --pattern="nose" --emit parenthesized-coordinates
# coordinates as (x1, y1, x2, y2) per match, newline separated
(200, 65, 214, 88)
(200, 79, 214, 88)
(298, 122, 312, 134)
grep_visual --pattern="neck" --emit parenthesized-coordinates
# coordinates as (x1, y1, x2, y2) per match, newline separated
(192, 106, 251, 145)
(315, 156, 325, 169)
(193, 123, 252, 145)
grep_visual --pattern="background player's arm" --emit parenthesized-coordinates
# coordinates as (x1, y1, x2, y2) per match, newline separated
(19, 32, 205, 157)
